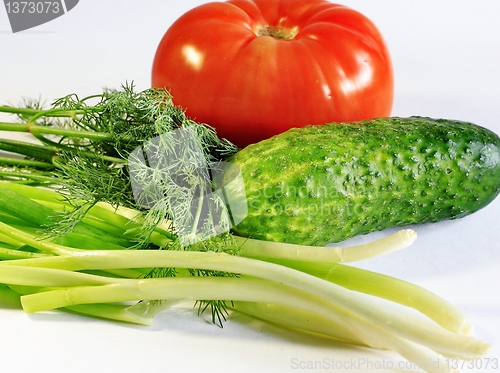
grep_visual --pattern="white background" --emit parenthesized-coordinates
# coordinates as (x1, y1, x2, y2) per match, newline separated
(1, 1, 499, 372)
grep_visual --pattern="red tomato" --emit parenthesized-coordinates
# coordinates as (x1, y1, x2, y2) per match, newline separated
(152, 0, 394, 148)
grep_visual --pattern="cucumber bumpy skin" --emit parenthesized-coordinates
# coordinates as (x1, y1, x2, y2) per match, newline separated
(228, 117, 500, 246)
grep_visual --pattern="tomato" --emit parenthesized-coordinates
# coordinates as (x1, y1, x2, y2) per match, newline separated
(152, 0, 394, 148)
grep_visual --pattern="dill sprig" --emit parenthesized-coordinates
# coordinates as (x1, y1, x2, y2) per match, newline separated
(0, 83, 239, 324)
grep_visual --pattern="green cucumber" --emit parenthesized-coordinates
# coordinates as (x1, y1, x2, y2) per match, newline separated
(228, 117, 500, 245)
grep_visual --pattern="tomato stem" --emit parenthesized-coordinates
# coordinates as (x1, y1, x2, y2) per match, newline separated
(256, 26, 298, 40)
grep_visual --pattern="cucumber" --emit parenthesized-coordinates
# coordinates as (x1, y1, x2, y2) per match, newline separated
(227, 117, 500, 245)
